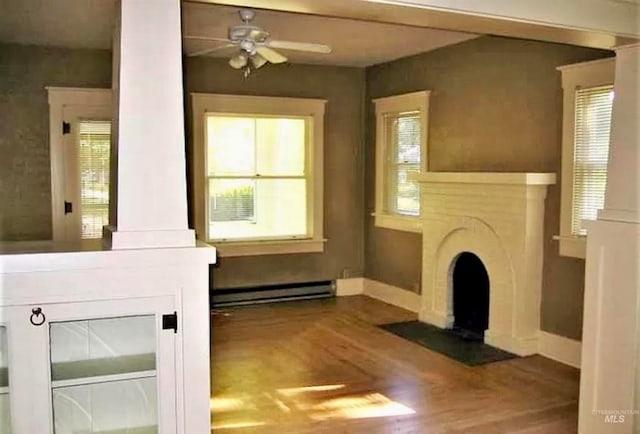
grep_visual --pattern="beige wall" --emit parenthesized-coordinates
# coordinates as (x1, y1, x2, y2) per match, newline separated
(365, 36, 611, 340)
(1, 38, 610, 339)
(184, 57, 366, 289)
(0, 43, 111, 241)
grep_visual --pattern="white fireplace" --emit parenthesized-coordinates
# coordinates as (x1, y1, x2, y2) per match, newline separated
(411, 172, 556, 356)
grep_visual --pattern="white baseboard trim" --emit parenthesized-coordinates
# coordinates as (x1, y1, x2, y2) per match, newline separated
(335, 278, 364, 296)
(362, 279, 421, 313)
(419, 309, 454, 328)
(537, 331, 581, 369)
(338, 279, 581, 368)
(484, 330, 538, 357)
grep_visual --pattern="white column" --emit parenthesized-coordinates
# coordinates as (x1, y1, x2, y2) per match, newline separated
(579, 44, 640, 433)
(105, 0, 195, 249)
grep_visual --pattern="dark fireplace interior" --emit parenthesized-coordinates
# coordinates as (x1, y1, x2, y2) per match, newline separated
(452, 252, 490, 338)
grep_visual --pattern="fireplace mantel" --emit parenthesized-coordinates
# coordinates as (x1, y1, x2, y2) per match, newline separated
(412, 171, 555, 356)
(409, 171, 556, 186)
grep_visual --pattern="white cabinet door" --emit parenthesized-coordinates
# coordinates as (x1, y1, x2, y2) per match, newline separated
(5, 296, 177, 434)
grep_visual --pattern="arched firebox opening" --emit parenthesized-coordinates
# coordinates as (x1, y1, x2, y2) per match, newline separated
(452, 252, 490, 338)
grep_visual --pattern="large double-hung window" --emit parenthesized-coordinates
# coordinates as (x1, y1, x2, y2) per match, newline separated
(192, 94, 326, 257)
(206, 115, 307, 241)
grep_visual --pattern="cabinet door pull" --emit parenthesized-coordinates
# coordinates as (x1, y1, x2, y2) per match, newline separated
(30, 307, 46, 326)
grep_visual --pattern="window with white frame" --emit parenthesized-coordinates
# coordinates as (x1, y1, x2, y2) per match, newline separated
(47, 87, 113, 242)
(557, 58, 614, 258)
(191, 93, 325, 257)
(373, 91, 430, 233)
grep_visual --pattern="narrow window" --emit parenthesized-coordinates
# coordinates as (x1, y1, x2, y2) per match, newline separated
(78, 120, 111, 239)
(571, 86, 613, 236)
(386, 112, 421, 216)
(373, 91, 430, 233)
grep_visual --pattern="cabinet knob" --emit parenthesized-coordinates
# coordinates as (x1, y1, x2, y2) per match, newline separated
(30, 307, 46, 326)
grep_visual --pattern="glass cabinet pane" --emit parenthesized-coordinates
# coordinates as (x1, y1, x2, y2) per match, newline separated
(0, 326, 10, 434)
(50, 315, 158, 434)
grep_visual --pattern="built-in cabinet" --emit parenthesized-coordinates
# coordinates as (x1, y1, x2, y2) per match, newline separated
(0, 243, 216, 434)
(1, 297, 177, 434)
(0, 324, 10, 433)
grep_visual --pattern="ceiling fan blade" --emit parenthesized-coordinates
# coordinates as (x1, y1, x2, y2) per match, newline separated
(229, 52, 248, 69)
(251, 53, 268, 69)
(256, 46, 287, 64)
(183, 35, 232, 43)
(267, 40, 331, 54)
(187, 44, 236, 57)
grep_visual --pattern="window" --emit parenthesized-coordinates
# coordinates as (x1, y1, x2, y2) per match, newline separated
(571, 86, 613, 236)
(557, 58, 614, 258)
(47, 87, 113, 242)
(78, 121, 111, 239)
(192, 94, 325, 257)
(373, 91, 430, 232)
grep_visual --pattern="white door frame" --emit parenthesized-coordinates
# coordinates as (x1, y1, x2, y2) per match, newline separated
(47, 87, 112, 242)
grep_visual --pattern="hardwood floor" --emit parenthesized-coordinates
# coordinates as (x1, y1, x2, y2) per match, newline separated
(210, 296, 579, 433)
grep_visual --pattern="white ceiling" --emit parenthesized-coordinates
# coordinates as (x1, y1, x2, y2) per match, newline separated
(182, 3, 478, 67)
(0, 0, 478, 67)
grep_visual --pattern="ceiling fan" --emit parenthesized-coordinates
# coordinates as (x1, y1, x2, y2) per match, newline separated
(185, 9, 332, 76)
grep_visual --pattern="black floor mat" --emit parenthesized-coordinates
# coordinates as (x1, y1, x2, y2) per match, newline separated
(379, 320, 517, 366)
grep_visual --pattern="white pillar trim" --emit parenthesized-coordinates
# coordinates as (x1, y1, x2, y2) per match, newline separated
(106, 0, 194, 250)
(578, 43, 640, 434)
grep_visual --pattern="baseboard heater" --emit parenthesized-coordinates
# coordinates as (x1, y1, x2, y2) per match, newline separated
(211, 280, 335, 307)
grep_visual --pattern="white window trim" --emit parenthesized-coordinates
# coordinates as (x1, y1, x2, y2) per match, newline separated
(373, 90, 430, 233)
(46, 87, 112, 242)
(191, 93, 326, 257)
(557, 57, 614, 259)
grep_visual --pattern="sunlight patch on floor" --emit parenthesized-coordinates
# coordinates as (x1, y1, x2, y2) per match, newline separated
(304, 392, 416, 421)
(210, 397, 246, 412)
(211, 420, 267, 430)
(211, 384, 416, 429)
(276, 384, 346, 397)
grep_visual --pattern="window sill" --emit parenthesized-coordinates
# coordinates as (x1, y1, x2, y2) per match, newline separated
(555, 235, 586, 259)
(207, 238, 326, 257)
(374, 213, 422, 233)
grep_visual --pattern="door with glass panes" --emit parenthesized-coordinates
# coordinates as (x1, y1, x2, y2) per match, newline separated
(2, 296, 177, 434)
(0, 311, 11, 434)
(61, 104, 112, 241)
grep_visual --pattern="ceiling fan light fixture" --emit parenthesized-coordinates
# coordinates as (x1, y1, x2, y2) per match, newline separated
(229, 51, 248, 69)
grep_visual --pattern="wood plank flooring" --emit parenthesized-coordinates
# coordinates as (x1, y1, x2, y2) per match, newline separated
(210, 296, 579, 433)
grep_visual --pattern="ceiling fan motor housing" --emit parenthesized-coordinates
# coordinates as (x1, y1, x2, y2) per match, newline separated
(239, 40, 256, 54)
(239, 9, 255, 23)
(228, 26, 269, 43)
